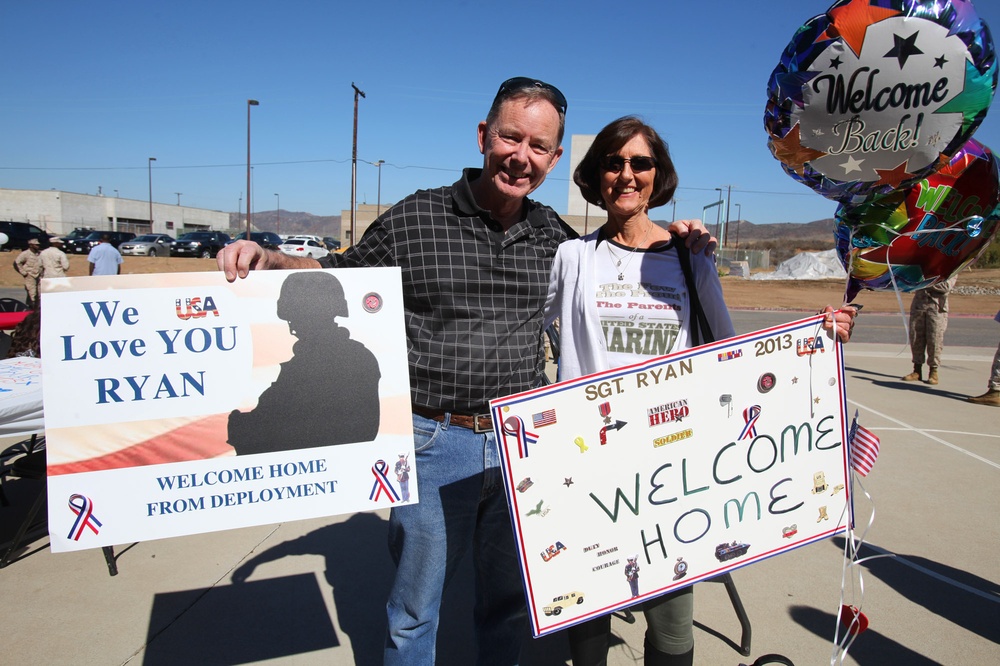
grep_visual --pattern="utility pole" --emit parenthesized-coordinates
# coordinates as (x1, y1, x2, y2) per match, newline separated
(723, 184, 733, 247)
(350, 82, 366, 247)
(246, 99, 260, 237)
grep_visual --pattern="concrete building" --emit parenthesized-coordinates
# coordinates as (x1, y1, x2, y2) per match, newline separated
(0, 188, 231, 238)
(568, 134, 596, 217)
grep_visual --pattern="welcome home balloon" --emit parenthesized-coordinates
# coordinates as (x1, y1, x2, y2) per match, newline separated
(765, 0, 997, 204)
(834, 138, 1000, 299)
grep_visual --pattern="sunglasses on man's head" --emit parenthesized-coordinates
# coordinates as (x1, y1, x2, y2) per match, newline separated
(494, 76, 568, 114)
(600, 155, 657, 173)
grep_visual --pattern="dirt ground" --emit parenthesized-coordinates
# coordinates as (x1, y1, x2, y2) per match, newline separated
(5, 252, 999, 317)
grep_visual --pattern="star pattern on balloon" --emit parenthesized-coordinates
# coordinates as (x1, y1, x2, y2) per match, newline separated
(770, 123, 827, 175)
(817, 0, 902, 56)
(884, 31, 923, 69)
(948, 0, 981, 37)
(772, 69, 820, 108)
(873, 161, 915, 188)
(935, 59, 999, 133)
(841, 155, 864, 174)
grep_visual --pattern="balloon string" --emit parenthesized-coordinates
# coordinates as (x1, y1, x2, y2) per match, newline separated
(830, 469, 894, 665)
(843, 213, 981, 348)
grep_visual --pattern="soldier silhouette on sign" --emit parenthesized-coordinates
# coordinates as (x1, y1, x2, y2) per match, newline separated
(228, 271, 381, 455)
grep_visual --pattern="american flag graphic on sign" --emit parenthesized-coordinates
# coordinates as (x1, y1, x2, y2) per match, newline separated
(532, 409, 557, 428)
(848, 411, 880, 477)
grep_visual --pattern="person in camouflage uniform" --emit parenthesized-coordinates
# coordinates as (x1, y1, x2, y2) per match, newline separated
(901, 276, 958, 385)
(967, 309, 1000, 407)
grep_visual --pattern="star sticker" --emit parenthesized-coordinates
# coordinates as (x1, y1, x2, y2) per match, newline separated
(884, 32, 923, 69)
(564, 478, 574, 487)
(817, 0, 902, 57)
(830, 56, 843, 69)
(814, 396, 822, 404)
(934, 55, 948, 69)
(792, 377, 799, 384)
(841, 155, 864, 174)
(874, 161, 915, 188)
(769, 123, 827, 176)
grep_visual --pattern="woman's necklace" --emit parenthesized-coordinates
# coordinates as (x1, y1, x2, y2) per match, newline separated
(605, 223, 652, 281)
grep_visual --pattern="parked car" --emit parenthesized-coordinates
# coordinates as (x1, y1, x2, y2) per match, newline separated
(227, 231, 283, 250)
(170, 231, 232, 258)
(278, 238, 329, 260)
(0, 221, 54, 251)
(322, 236, 342, 250)
(64, 230, 136, 254)
(51, 227, 95, 243)
(288, 234, 325, 245)
(119, 233, 175, 257)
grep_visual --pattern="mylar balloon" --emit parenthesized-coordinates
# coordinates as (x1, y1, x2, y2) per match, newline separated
(835, 138, 1000, 300)
(765, 0, 997, 204)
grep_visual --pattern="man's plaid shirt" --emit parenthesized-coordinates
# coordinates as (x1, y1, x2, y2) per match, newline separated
(323, 168, 575, 413)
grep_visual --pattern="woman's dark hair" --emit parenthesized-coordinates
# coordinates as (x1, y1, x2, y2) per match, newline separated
(6, 309, 41, 359)
(573, 116, 678, 210)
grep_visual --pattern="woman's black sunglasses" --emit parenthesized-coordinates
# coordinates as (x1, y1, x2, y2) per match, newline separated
(493, 77, 568, 114)
(600, 155, 657, 173)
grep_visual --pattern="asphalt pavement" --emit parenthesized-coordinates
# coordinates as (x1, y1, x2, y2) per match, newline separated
(2, 303, 998, 665)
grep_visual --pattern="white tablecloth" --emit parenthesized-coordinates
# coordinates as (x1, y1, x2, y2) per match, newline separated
(0, 356, 44, 438)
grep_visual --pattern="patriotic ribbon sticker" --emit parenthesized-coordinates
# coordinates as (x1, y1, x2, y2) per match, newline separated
(369, 459, 400, 504)
(738, 405, 762, 440)
(503, 416, 539, 459)
(67, 493, 103, 541)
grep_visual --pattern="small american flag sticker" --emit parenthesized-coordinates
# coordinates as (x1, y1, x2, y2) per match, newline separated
(532, 409, 557, 428)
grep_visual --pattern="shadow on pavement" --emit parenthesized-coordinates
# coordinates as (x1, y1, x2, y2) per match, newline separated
(789, 605, 940, 665)
(142, 511, 572, 665)
(829, 537, 1000, 645)
(144, 573, 338, 665)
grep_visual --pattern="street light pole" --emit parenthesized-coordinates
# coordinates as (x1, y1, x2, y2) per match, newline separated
(374, 160, 385, 217)
(714, 187, 723, 241)
(723, 184, 732, 247)
(735, 203, 743, 254)
(274, 193, 280, 234)
(148, 157, 157, 231)
(350, 82, 366, 246)
(246, 99, 259, 238)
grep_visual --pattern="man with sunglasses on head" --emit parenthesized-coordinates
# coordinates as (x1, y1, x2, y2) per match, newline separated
(218, 77, 713, 665)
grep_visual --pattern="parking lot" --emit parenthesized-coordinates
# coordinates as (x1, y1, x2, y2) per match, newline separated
(2, 310, 997, 665)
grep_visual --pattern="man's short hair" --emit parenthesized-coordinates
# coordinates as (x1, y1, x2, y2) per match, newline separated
(100, 234, 111, 242)
(28, 239, 40, 246)
(485, 77, 567, 145)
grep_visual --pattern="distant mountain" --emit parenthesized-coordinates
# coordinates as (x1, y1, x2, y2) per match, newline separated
(729, 218, 835, 242)
(229, 210, 341, 239)
(239, 211, 833, 246)
(652, 218, 836, 244)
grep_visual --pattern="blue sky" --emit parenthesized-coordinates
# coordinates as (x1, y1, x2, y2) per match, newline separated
(3, 0, 999, 225)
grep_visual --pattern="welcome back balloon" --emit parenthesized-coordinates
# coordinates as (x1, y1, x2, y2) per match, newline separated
(765, 0, 997, 204)
(834, 138, 1000, 299)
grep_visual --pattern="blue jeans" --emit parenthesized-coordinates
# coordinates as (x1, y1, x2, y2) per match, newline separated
(384, 413, 527, 665)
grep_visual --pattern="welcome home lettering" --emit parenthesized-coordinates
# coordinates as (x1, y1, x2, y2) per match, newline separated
(60, 300, 237, 403)
(147, 459, 337, 516)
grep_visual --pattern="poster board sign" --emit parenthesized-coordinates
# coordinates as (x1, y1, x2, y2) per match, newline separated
(490, 315, 852, 637)
(41, 268, 415, 552)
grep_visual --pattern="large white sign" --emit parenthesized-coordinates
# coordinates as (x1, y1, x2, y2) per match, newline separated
(490, 314, 852, 637)
(41, 268, 415, 552)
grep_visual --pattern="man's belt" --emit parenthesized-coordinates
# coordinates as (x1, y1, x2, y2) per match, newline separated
(412, 405, 494, 433)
